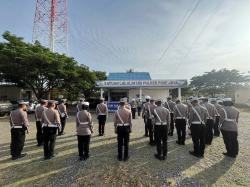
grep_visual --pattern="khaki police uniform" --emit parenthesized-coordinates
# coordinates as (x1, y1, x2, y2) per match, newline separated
(201, 102, 216, 145)
(130, 100, 137, 119)
(173, 103, 188, 144)
(57, 102, 68, 135)
(189, 104, 208, 157)
(153, 105, 170, 160)
(219, 106, 240, 157)
(9, 109, 29, 159)
(137, 99, 143, 116)
(76, 108, 93, 160)
(114, 106, 132, 161)
(35, 105, 47, 146)
(164, 100, 176, 136)
(147, 102, 157, 145)
(41, 108, 61, 159)
(96, 102, 108, 136)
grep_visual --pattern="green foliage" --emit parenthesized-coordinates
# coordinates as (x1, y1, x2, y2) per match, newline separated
(190, 69, 250, 97)
(0, 31, 106, 100)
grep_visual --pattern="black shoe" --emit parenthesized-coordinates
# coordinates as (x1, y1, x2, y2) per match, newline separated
(181, 142, 185, 145)
(117, 156, 123, 161)
(199, 154, 204, 158)
(79, 156, 84, 161)
(18, 153, 27, 159)
(12, 156, 19, 160)
(144, 134, 149, 137)
(223, 152, 236, 158)
(189, 151, 200, 158)
(206, 142, 212, 145)
(162, 156, 166, 160)
(124, 156, 130, 162)
(154, 154, 162, 160)
(44, 156, 50, 160)
(99, 134, 102, 136)
(83, 155, 89, 160)
(176, 141, 181, 145)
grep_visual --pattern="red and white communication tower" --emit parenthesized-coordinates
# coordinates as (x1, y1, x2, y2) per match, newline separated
(32, 0, 68, 54)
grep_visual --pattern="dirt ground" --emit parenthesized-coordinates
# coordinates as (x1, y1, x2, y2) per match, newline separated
(0, 109, 249, 187)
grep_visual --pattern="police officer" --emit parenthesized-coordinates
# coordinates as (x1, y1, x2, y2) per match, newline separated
(164, 97, 176, 136)
(142, 96, 150, 137)
(76, 98, 84, 112)
(201, 97, 216, 145)
(173, 99, 188, 145)
(219, 98, 240, 158)
(153, 99, 170, 160)
(130, 98, 137, 119)
(76, 102, 93, 161)
(147, 98, 157, 145)
(57, 99, 68, 136)
(96, 98, 108, 136)
(41, 100, 61, 159)
(137, 99, 143, 116)
(35, 99, 47, 146)
(114, 98, 132, 161)
(9, 101, 30, 160)
(211, 99, 222, 136)
(189, 97, 208, 158)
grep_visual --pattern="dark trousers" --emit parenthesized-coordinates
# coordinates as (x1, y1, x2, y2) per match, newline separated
(36, 121, 43, 145)
(168, 113, 174, 135)
(191, 123, 206, 155)
(117, 126, 130, 159)
(98, 115, 107, 135)
(59, 117, 66, 134)
(221, 130, 239, 156)
(175, 119, 186, 144)
(77, 135, 91, 157)
(154, 125, 168, 157)
(137, 107, 141, 116)
(144, 117, 148, 136)
(10, 128, 26, 157)
(214, 116, 220, 136)
(147, 119, 155, 143)
(205, 119, 214, 144)
(131, 108, 136, 119)
(43, 127, 57, 157)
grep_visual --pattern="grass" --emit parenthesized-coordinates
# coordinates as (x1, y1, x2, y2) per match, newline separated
(0, 111, 249, 187)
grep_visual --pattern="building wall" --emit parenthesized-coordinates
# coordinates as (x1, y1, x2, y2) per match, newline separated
(0, 85, 36, 101)
(235, 88, 250, 104)
(129, 88, 169, 101)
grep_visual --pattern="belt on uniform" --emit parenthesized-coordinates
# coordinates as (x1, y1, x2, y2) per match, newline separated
(42, 124, 58, 128)
(79, 122, 89, 125)
(117, 123, 130, 127)
(207, 117, 213, 120)
(192, 121, 203, 125)
(225, 119, 236, 122)
(155, 122, 167, 125)
(98, 113, 106, 115)
(11, 126, 23, 129)
(176, 117, 186, 119)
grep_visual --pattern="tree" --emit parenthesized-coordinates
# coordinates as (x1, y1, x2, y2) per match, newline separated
(0, 31, 106, 100)
(190, 69, 250, 97)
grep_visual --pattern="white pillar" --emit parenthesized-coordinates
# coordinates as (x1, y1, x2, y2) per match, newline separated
(100, 88, 104, 98)
(108, 90, 111, 102)
(139, 87, 142, 100)
(178, 87, 182, 99)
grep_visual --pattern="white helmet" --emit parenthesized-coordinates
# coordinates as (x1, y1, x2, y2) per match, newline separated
(145, 96, 151, 100)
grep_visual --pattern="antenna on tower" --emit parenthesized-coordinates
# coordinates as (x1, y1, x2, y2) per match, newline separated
(32, 0, 68, 54)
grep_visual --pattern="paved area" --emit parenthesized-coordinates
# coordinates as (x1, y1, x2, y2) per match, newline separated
(0, 109, 249, 187)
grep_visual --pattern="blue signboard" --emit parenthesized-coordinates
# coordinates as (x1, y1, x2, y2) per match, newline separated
(107, 101, 119, 112)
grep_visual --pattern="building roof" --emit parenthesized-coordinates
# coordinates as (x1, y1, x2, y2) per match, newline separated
(107, 72, 151, 80)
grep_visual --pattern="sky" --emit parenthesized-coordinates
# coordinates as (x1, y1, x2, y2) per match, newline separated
(0, 0, 250, 80)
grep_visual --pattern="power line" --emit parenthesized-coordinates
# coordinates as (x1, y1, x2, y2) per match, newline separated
(156, 0, 201, 65)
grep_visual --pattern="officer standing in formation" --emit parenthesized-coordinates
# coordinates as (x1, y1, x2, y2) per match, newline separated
(200, 97, 216, 145)
(164, 97, 176, 136)
(173, 99, 188, 145)
(41, 100, 61, 159)
(130, 98, 137, 119)
(35, 99, 47, 146)
(211, 99, 222, 136)
(114, 98, 132, 161)
(76, 98, 84, 112)
(188, 97, 207, 158)
(142, 96, 150, 137)
(9, 101, 30, 160)
(76, 101, 93, 161)
(147, 98, 157, 145)
(153, 99, 170, 160)
(57, 99, 68, 135)
(96, 98, 108, 136)
(136, 99, 142, 117)
(219, 98, 240, 158)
